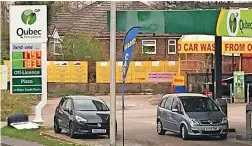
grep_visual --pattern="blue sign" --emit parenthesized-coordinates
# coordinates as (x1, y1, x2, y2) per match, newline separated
(122, 26, 140, 110)
(122, 26, 141, 81)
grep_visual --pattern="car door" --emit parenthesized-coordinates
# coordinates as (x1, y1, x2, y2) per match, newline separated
(162, 96, 174, 130)
(62, 98, 73, 129)
(170, 97, 182, 132)
(55, 97, 67, 128)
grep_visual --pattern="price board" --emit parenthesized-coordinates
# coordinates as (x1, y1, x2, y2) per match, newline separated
(11, 43, 43, 94)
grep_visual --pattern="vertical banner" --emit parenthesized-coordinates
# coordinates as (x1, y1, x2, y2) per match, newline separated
(233, 71, 245, 99)
(122, 26, 140, 145)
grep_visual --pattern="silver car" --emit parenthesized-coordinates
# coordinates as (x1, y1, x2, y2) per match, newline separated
(156, 93, 228, 140)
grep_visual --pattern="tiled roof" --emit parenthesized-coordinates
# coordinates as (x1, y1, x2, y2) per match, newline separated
(50, 2, 102, 36)
(50, 1, 153, 37)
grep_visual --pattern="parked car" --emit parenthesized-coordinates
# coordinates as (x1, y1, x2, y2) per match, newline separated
(54, 95, 116, 138)
(156, 93, 228, 140)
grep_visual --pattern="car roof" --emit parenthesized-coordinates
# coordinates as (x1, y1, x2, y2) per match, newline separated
(65, 95, 102, 101)
(163, 93, 208, 98)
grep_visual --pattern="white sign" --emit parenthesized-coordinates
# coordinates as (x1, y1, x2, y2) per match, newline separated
(10, 5, 47, 43)
(0, 65, 8, 90)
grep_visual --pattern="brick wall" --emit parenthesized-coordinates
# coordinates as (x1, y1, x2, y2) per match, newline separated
(242, 57, 252, 73)
(98, 37, 206, 61)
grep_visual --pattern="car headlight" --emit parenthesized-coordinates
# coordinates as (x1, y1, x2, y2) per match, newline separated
(221, 117, 228, 124)
(190, 118, 199, 125)
(75, 115, 88, 123)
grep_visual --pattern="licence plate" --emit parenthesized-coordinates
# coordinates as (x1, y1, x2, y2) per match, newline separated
(205, 127, 219, 131)
(92, 129, 106, 133)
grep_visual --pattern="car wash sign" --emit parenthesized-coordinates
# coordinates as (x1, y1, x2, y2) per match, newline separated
(10, 5, 47, 43)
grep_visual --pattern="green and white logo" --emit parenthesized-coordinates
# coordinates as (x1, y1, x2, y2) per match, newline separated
(226, 9, 240, 36)
(229, 13, 237, 33)
(21, 9, 37, 25)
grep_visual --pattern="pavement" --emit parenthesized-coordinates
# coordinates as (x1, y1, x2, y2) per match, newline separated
(2, 95, 252, 146)
(1, 136, 43, 146)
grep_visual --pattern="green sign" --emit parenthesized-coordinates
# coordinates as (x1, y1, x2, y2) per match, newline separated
(216, 9, 252, 37)
(11, 43, 42, 94)
(12, 52, 23, 59)
(107, 9, 252, 37)
(12, 77, 41, 85)
(12, 86, 42, 94)
(12, 60, 23, 68)
(12, 68, 42, 76)
(233, 71, 245, 99)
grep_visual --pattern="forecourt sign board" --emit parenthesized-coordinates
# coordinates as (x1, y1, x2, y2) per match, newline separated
(10, 5, 47, 94)
(10, 5, 47, 43)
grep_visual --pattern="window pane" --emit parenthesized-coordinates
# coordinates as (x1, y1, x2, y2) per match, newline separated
(143, 45, 155, 53)
(65, 99, 72, 109)
(169, 40, 176, 44)
(164, 97, 173, 110)
(181, 97, 219, 112)
(143, 40, 155, 45)
(169, 45, 176, 53)
(49, 41, 54, 50)
(160, 98, 167, 108)
(73, 99, 109, 111)
(55, 42, 62, 54)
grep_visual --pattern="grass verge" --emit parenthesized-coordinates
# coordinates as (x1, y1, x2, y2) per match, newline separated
(1, 91, 39, 121)
(1, 127, 86, 146)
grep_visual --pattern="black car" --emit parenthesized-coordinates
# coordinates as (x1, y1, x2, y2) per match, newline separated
(53, 95, 115, 138)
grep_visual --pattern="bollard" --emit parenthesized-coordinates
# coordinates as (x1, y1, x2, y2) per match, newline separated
(246, 103, 252, 140)
(230, 84, 233, 103)
(236, 103, 252, 140)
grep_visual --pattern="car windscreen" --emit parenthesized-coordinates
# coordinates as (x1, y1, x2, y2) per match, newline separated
(73, 99, 109, 111)
(180, 97, 219, 112)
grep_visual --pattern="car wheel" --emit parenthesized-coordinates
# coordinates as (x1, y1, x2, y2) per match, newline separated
(157, 120, 166, 135)
(181, 125, 189, 140)
(54, 117, 62, 134)
(69, 122, 76, 138)
(220, 134, 227, 140)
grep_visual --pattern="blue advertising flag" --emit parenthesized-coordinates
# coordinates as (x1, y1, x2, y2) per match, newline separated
(121, 26, 140, 146)
(122, 26, 141, 81)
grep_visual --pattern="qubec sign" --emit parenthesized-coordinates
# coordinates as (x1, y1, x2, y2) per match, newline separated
(10, 6, 47, 43)
(16, 28, 42, 38)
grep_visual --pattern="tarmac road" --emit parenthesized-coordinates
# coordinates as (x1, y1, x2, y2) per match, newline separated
(38, 95, 251, 146)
